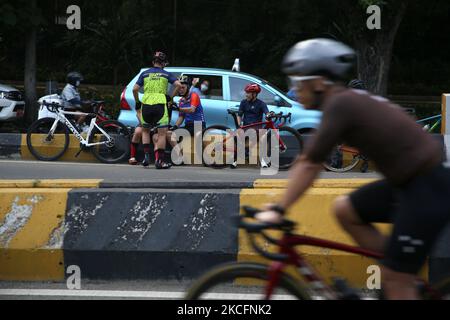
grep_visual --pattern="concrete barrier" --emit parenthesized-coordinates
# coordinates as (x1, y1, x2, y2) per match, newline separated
(0, 178, 446, 287)
(0, 182, 240, 281)
(63, 189, 239, 280)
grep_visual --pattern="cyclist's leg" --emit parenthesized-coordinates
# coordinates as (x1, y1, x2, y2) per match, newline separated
(129, 125, 142, 164)
(141, 106, 159, 166)
(155, 104, 171, 167)
(381, 165, 450, 299)
(334, 180, 396, 253)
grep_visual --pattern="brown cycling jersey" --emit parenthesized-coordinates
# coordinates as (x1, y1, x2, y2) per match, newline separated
(304, 87, 444, 186)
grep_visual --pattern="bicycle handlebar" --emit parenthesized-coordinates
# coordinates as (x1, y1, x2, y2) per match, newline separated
(266, 112, 292, 124)
(234, 206, 297, 262)
(42, 101, 64, 113)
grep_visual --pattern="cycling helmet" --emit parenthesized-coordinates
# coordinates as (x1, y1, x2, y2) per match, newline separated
(282, 38, 356, 80)
(348, 79, 366, 90)
(244, 83, 261, 94)
(153, 51, 168, 66)
(67, 72, 84, 87)
(178, 75, 192, 86)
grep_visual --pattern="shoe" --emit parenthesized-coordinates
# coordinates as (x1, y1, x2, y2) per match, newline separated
(128, 157, 138, 165)
(260, 159, 270, 168)
(142, 159, 150, 167)
(230, 161, 238, 169)
(155, 160, 172, 169)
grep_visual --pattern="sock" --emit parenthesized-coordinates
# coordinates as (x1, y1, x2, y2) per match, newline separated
(156, 149, 165, 162)
(130, 143, 139, 158)
(143, 144, 151, 162)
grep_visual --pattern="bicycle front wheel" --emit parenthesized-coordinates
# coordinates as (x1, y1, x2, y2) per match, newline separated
(265, 127, 303, 170)
(185, 262, 311, 300)
(26, 117, 69, 161)
(202, 125, 235, 168)
(89, 120, 131, 164)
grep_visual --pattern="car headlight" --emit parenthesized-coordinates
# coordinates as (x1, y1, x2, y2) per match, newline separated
(0, 91, 5, 99)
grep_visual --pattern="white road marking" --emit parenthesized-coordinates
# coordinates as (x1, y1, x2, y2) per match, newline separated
(0, 288, 377, 300)
(0, 289, 294, 300)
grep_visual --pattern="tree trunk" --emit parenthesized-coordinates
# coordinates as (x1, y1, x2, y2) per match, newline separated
(355, 35, 394, 96)
(353, 2, 407, 96)
(24, 0, 38, 124)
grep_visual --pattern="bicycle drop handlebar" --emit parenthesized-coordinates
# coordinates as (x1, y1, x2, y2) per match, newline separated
(234, 206, 297, 261)
(43, 101, 64, 113)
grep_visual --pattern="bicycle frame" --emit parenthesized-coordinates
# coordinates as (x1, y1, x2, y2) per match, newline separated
(218, 118, 288, 154)
(48, 109, 112, 147)
(258, 231, 442, 300)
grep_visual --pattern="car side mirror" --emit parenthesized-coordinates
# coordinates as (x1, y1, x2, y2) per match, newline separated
(274, 95, 283, 107)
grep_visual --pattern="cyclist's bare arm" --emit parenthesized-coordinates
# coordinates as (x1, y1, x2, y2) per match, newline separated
(136, 109, 142, 124)
(170, 81, 182, 99)
(179, 107, 196, 114)
(132, 84, 141, 104)
(175, 114, 185, 127)
(237, 115, 242, 127)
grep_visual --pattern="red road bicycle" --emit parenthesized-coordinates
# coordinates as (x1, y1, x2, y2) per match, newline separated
(203, 109, 303, 170)
(185, 206, 450, 300)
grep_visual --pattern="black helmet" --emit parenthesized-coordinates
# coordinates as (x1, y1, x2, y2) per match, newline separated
(282, 38, 356, 81)
(348, 79, 366, 90)
(178, 75, 192, 87)
(153, 51, 168, 66)
(67, 72, 84, 87)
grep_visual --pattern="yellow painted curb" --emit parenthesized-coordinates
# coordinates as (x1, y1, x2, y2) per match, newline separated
(0, 188, 68, 280)
(21, 134, 98, 162)
(239, 186, 427, 288)
(254, 178, 378, 189)
(0, 179, 102, 189)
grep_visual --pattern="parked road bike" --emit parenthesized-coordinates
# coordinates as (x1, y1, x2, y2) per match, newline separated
(203, 109, 303, 170)
(323, 114, 443, 173)
(185, 206, 450, 300)
(27, 101, 130, 163)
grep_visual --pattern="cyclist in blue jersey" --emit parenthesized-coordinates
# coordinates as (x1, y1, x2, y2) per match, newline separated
(173, 75, 206, 136)
(133, 52, 181, 169)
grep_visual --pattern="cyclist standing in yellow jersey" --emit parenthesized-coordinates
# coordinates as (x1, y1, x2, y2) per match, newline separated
(255, 39, 450, 299)
(133, 52, 181, 169)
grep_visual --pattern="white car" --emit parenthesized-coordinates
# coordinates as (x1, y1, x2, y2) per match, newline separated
(0, 84, 25, 121)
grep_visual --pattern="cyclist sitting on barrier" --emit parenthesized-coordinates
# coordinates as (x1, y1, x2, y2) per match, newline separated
(255, 38, 450, 300)
(231, 83, 271, 169)
(132, 51, 181, 169)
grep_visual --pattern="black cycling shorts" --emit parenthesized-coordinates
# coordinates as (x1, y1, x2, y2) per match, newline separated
(349, 164, 450, 274)
(141, 104, 169, 129)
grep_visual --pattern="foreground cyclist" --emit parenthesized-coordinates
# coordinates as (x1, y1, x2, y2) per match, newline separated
(256, 38, 450, 300)
(133, 52, 181, 169)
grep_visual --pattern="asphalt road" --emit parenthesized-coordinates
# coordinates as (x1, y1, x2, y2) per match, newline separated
(0, 160, 380, 185)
